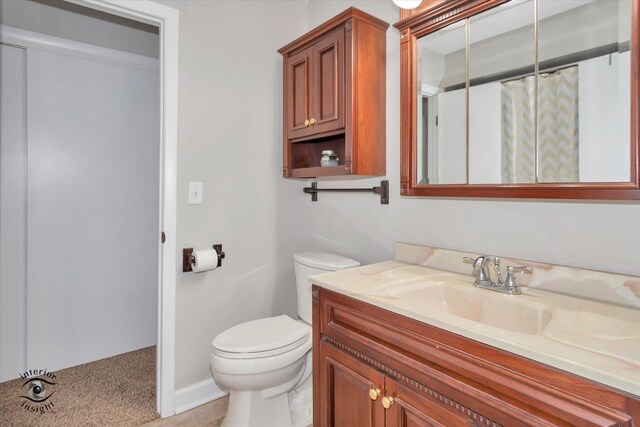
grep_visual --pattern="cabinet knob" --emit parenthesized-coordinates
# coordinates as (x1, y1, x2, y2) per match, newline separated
(368, 388, 381, 401)
(309, 117, 317, 125)
(304, 119, 310, 127)
(381, 396, 394, 409)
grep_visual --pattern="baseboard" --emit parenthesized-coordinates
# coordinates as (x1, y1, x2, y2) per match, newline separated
(174, 377, 228, 414)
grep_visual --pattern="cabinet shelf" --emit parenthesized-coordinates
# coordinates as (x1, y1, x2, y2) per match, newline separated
(289, 166, 346, 179)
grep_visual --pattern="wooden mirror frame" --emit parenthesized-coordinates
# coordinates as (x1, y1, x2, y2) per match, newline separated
(394, 0, 640, 199)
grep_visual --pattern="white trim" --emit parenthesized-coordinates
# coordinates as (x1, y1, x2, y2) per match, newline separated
(63, 0, 179, 418)
(421, 83, 441, 96)
(0, 25, 158, 72)
(175, 379, 228, 415)
(65, 0, 173, 26)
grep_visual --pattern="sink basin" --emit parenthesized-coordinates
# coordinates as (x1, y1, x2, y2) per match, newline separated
(543, 303, 640, 363)
(561, 307, 640, 339)
(388, 284, 552, 335)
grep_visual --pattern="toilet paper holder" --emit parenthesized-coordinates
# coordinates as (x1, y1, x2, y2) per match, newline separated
(183, 244, 225, 273)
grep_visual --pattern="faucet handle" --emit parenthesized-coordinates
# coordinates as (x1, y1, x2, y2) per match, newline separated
(463, 256, 487, 268)
(504, 265, 532, 288)
(507, 266, 532, 274)
(462, 256, 488, 282)
(462, 256, 485, 271)
(462, 256, 477, 265)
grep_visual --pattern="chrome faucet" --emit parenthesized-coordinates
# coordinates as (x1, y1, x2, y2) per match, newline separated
(463, 256, 531, 295)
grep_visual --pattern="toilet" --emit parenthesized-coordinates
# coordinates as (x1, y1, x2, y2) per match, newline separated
(210, 252, 360, 427)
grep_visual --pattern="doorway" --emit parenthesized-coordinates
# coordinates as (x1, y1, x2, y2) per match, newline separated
(0, 0, 179, 419)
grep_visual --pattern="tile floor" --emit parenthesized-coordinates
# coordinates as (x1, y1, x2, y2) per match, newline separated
(143, 396, 228, 427)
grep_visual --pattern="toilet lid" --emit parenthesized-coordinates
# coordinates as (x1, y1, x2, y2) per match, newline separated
(294, 252, 360, 270)
(212, 315, 310, 356)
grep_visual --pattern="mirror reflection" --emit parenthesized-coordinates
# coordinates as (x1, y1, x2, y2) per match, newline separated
(416, 0, 632, 186)
(469, 0, 536, 184)
(416, 19, 467, 184)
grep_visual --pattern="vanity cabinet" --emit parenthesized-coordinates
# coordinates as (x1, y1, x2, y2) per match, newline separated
(313, 286, 640, 426)
(319, 341, 385, 426)
(279, 8, 388, 179)
(320, 340, 471, 426)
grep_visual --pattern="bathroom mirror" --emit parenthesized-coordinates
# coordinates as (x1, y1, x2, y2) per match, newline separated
(396, 0, 640, 199)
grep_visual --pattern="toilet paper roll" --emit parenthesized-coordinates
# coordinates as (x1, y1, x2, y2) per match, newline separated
(191, 249, 218, 273)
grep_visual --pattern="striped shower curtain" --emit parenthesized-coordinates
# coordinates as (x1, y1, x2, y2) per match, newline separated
(501, 66, 579, 183)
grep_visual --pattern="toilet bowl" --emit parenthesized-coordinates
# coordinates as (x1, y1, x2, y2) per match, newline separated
(210, 252, 360, 427)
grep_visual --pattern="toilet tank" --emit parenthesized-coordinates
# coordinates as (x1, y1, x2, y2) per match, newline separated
(293, 252, 360, 324)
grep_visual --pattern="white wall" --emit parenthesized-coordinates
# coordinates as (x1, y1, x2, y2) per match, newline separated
(0, 0, 160, 381)
(579, 51, 631, 182)
(435, 52, 630, 184)
(443, 0, 628, 88)
(153, 0, 310, 391)
(140, 0, 640, 401)
(0, 34, 160, 379)
(420, 81, 502, 185)
(436, 89, 466, 184)
(0, 44, 27, 382)
(25, 47, 159, 372)
(0, 0, 159, 57)
(469, 82, 502, 184)
(304, 1, 640, 276)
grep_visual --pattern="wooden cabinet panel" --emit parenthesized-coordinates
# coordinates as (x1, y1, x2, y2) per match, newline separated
(319, 341, 385, 427)
(386, 379, 473, 427)
(312, 27, 344, 135)
(285, 28, 345, 141)
(285, 49, 313, 140)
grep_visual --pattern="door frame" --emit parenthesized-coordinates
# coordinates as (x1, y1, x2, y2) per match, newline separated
(63, 0, 179, 417)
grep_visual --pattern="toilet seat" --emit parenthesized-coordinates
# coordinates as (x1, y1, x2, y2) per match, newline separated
(212, 315, 310, 359)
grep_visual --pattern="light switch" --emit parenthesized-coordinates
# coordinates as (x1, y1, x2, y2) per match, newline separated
(188, 182, 203, 204)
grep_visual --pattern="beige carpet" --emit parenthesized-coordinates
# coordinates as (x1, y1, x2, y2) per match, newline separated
(0, 346, 158, 427)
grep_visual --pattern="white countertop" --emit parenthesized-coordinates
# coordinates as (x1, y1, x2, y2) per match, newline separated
(311, 260, 640, 397)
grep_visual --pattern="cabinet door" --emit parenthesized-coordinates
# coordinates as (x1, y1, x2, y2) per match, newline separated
(312, 27, 345, 136)
(285, 48, 314, 140)
(319, 341, 385, 427)
(385, 379, 474, 427)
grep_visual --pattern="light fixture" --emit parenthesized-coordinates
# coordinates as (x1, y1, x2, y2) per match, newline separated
(392, 0, 423, 9)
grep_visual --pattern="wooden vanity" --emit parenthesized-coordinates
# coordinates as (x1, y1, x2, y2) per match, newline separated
(313, 286, 640, 426)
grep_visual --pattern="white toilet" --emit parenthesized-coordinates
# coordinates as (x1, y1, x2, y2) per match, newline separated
(210, 252, 360, 427)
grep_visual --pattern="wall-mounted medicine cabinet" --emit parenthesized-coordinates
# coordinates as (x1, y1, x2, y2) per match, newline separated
(279, 8, 389, 180)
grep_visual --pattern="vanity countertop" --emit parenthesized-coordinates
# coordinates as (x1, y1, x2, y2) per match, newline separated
(310, 260, 640, 398)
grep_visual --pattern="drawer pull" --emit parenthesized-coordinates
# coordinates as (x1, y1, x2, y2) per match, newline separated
(368, 388, 381, 401)
(382, 396, 394, 409)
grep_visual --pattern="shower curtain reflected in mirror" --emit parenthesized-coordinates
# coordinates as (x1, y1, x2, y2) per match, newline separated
(501, 66, 579, 183)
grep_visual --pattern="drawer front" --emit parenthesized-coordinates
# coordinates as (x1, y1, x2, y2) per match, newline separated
(315, 286, 638, 427)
